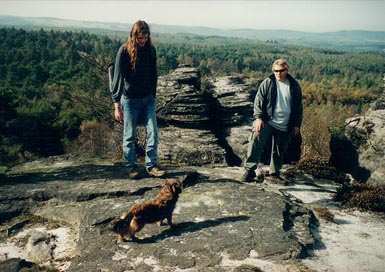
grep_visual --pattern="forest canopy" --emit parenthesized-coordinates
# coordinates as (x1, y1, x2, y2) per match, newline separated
(0, 27, 384, 166)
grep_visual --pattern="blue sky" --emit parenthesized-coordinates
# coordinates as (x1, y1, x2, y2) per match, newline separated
(1, 1, 384, 32)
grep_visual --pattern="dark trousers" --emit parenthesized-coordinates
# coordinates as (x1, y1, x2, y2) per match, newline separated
(244, 122, 291, 175)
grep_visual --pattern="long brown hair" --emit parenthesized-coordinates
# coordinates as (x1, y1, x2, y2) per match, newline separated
(123, 20, 152, 71)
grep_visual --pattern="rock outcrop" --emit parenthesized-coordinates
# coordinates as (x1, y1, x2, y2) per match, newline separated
(1, 68, 384, 272)
(330, 75, 385, 183)
(118, 65, 302, 167)
(0, 66, 310, 272)
(155, 65, 227, 166)
(0, 155, 315, 272)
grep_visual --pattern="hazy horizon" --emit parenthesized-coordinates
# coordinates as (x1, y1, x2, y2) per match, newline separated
(1, 1, 384, 33)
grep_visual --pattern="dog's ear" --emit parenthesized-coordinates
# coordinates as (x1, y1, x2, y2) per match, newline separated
(171, 180, 182, 193)
(163, 179, 171, 189)
(162, 179, 173, 194)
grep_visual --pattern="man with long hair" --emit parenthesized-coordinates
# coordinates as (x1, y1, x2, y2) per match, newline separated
(111, 20, 165, 179)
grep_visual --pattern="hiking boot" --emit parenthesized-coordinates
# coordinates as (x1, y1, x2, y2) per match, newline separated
(240, 169, 256, 182)
(147, 166, 166, 177)
(128, 168, 139, 179)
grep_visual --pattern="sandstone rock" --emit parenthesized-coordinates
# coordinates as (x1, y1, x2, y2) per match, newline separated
(0, 156, 315, 271)
(208, 76, 258, 126)
(225, 126, 251, 163)
(157, 84, 212, 127)
(26, 229, 55, 264)
(110, 66, 302, 167)
(330, 76, 385, 184)
(158, 127, 226, 165)
(0, 258, 38, 272)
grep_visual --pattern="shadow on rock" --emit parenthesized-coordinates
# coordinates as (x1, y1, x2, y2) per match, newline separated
(180, 172, 241, 188)
(137, 215, 250, 243)
(1, 164, 129, 186)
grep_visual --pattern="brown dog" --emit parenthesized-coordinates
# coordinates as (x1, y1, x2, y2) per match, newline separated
(112, 178, 182, 242)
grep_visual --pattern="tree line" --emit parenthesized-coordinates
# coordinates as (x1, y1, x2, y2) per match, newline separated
(0, 27, 384, 166)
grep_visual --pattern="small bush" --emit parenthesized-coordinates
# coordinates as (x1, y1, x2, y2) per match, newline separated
(72, 120, 112, 155)
(312, 206, 335, 222)
(335, 182, 385, 212)
(234, 265, 263, 272)
(301, 108, 331, 159)
(295, 156, 350, 184)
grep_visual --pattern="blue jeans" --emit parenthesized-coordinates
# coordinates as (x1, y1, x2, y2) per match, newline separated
(121, 94, 158, 171)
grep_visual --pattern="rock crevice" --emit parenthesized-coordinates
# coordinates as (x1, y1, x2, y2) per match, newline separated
(1, 160, 315, 271)
(119, 65, 301, 167)
(330, 74, 385, 183)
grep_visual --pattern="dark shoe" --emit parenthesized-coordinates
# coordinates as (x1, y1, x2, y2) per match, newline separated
(147, 166, 165, 177)
(128, 168, 139, 179)
(264, 174, 288, 185)
(240, 169, 256, 182)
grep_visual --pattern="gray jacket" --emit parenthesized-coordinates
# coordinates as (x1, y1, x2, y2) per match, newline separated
(253, 74, 303, 130)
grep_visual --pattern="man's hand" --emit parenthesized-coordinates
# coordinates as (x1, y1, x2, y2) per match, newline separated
(292, 126, 300, 136)
(253, 118, 264, 132)
(114, 102, 123, 122)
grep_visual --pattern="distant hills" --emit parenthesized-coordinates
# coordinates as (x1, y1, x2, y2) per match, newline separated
(1, 15, 384, 51)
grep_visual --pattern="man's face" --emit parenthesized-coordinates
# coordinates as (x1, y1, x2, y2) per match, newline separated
(136, 33, 149, 47)
(273, 65, 288, 82)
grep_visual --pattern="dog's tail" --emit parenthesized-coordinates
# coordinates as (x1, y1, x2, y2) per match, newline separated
(112, 212, 133, 234)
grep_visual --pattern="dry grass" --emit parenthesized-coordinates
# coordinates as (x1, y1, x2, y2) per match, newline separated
(312, 206, 335, 222)
(295, 156, 350, 184)
(234, 264, 263, 272)
(335, 182, 385, 212)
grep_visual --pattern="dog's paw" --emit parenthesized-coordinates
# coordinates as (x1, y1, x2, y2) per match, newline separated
(116, 237, 127, 244)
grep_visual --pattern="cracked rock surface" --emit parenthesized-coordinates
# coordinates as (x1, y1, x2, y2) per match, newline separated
(0, 156, 314, 271)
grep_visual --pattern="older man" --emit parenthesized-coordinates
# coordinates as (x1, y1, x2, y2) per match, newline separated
(241, 59, 303, 183)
